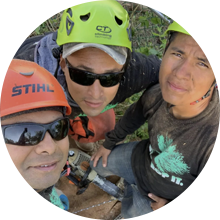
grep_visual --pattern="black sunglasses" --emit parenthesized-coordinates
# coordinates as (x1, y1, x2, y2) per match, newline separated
(1, 118, 70, 146)
(65, 59, 124, 87)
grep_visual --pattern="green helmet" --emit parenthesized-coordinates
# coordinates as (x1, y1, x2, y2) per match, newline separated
(166, 0, 220, 47)
(57, 0, 132, 51)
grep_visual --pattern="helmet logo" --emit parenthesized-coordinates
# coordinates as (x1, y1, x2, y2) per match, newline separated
(66, 16, 74, 36)
(12, 84, 54, 97)
(96, 26, 112, 33)
(191, 18, 205, 27)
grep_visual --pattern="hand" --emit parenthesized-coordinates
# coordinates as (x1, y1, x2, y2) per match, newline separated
(90, 145, 111, 167)
(148, 193, 169, 211)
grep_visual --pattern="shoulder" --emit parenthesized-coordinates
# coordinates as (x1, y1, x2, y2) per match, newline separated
(127, 52, 161, 77)
(138, 84, 163, 117)
(14, 33, 54, 61)
(130, 52, 161, 65)
(142, 84, 162, 104)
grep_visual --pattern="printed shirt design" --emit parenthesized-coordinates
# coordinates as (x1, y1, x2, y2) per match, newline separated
(78, 103, 118, 117)
(50, 188, 66, 220)
(149, 134, 190, 186)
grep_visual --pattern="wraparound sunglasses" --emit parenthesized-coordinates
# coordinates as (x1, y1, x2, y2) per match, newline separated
(1, 117, 70, 146)
(65, 59, 124, 87)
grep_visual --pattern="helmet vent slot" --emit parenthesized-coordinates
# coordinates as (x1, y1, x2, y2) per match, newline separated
(80, 13, 90, 21)
(185, 6, 194, 14)
(67, 8, 72, 17)
(216, 13, 220, 24)
(115, 16, 123, 25)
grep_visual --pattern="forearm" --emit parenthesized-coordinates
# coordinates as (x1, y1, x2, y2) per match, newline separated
(104, 96, 146, 150)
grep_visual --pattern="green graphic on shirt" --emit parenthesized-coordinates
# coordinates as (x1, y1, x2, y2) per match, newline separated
(78, 103, 118, 117)
(154, 135, 190, 175)
(50, 188, 65, 220)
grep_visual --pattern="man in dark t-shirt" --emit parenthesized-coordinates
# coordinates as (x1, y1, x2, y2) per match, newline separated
(0, 59, 71, 220)
(90, 21, 219, 218)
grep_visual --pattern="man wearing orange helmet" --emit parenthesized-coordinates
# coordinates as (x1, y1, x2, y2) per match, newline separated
(14, 0, 161, 152)
(90, 22, 219, 218)
(0, 59, 72, 210)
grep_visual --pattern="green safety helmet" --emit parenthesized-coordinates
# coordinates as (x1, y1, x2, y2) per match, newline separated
(57, 0, 132, 51)
(166, 0, 220, 47)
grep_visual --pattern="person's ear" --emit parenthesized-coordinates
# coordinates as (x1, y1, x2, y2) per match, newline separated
(60, 57, 66, 72)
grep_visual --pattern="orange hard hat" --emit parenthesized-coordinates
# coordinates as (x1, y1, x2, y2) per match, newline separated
(0, 59, 71, 117)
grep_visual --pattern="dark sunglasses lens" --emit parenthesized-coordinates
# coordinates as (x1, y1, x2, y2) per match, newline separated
(100, 73, 122, 87)
(3, 125, 44, 145)
(68, 68, 95, 86)
(50, 118, 69, 141)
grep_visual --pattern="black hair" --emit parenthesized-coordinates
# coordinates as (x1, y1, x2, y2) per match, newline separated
(163, 31, 179, 54)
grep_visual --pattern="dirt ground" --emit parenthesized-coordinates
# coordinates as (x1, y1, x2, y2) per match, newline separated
(55, 137, 122, 220)
(56, 176, 121, 219)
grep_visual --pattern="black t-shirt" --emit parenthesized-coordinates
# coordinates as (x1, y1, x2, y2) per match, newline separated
(104, 84, 219, 200)
(0, 184, 65, 220)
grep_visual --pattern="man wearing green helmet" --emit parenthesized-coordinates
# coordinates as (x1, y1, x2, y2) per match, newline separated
(90, 21, 219, 218)
(14, 0, 160, 152)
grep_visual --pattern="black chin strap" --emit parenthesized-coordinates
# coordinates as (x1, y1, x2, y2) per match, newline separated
(0, 179, 37, 192)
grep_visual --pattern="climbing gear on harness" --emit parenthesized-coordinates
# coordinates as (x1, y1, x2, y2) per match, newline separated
(68, 109, 115, 143)
(0, 59, 71, 118)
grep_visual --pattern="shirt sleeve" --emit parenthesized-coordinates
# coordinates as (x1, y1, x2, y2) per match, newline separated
(164, 144, 220, 220)
(104, 85, 162, 150)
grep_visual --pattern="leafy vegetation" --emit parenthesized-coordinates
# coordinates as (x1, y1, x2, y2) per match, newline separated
(127, 5, 168, 58)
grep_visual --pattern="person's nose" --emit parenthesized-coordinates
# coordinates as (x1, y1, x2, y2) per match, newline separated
(173, 59, 192, 81)
(35, 132, 56, 155)
(87, 79, 104, 99)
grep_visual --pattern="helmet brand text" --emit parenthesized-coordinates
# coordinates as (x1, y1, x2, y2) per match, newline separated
(12, 84, 54, 97)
